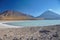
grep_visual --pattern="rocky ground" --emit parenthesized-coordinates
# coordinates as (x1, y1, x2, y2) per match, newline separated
(0, 25, 60, 40)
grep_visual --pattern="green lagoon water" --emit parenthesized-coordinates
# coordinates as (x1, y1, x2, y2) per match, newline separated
(4, 20, 60, 27)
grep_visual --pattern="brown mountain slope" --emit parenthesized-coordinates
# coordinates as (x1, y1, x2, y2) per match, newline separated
(1, 10, 33, 17)
(0, 10, 35, 20)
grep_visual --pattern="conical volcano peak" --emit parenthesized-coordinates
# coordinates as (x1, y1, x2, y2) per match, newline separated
(42, 9, 59, 16)
(48, 9, 53, 11)
(44, 9, 55, 13)
(37, 9, 60, 19)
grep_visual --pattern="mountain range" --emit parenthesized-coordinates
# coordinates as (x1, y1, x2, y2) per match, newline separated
(0, 10, 60, 20)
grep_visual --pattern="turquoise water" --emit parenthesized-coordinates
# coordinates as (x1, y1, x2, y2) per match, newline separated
(4, 20, 60, 27)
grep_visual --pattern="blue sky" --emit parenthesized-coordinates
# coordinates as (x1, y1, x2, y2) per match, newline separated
(0, 0, 60, 17)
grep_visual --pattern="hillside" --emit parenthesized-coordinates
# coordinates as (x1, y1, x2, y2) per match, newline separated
(0, 10, 35, 20)
(37, 10, 60, 20)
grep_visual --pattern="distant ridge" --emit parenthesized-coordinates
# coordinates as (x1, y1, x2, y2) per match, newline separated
(37, 10, 60, 19)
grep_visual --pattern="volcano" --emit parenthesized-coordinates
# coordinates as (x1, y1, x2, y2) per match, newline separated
(37, 10, 60, 20)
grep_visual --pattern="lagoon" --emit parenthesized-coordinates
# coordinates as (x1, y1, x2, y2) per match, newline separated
(4, 20, 60, 27)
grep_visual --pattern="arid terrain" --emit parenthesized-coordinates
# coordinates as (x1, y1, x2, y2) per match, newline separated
(0, 25, 59, 40)
(0, 10, 44, 20)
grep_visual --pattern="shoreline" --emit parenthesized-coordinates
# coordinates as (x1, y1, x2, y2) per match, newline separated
(0, 20, 60, 28)
(0, 21, 59, 40)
